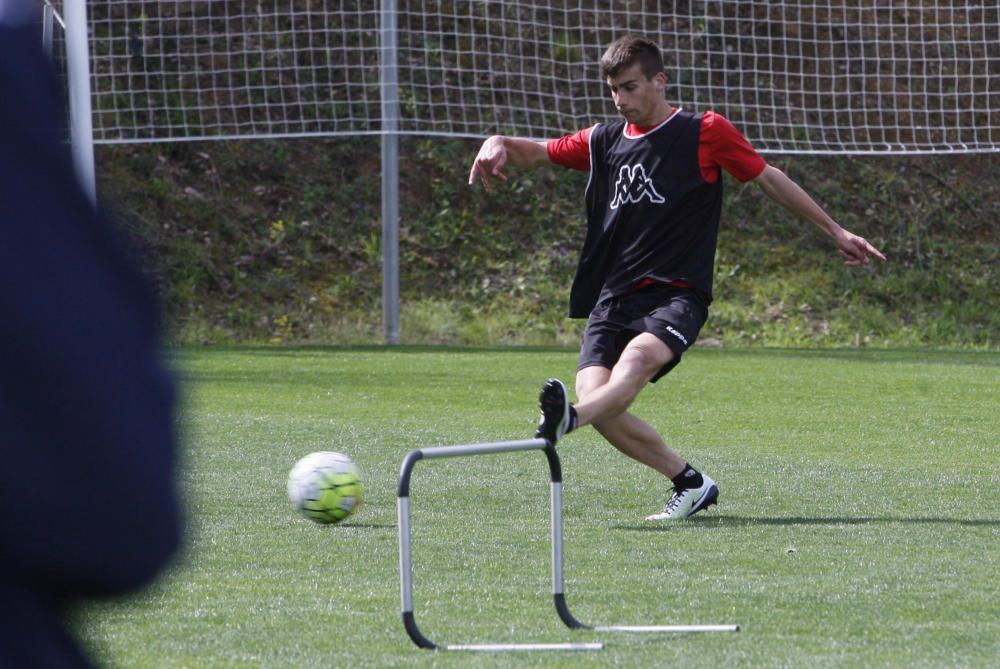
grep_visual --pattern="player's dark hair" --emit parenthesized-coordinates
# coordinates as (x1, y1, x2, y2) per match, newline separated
(600, 35, 665, 80)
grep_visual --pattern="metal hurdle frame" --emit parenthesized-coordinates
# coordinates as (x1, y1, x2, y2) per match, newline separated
(397, 438, 739, 651)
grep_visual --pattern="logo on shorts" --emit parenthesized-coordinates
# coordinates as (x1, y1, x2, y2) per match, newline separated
(610, 164, 665, 210)
(665, 325, 689, 346)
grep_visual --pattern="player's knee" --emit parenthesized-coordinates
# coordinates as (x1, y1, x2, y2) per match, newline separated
(617, 342, 671, 380)
(575, 367, 611, 401)
(576, 378, 599, 401)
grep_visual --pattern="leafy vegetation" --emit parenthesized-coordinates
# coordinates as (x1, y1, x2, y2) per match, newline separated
(96, 138, 998, 348)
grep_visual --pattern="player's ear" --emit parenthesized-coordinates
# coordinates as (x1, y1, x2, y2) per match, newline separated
(654, 71, 668, 92)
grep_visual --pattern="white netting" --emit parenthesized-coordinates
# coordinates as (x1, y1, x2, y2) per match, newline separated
(53, 0, 1000, 153)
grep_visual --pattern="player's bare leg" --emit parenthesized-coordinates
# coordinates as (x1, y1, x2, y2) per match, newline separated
(572, 333, 672, 427)
(571, 333, 718, 519)
(574, 365, 686, 478)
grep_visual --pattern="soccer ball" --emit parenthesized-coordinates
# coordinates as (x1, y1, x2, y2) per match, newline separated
(287, 451, 363, 524)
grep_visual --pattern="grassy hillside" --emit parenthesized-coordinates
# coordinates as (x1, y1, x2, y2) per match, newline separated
(96, 138, 998, 348)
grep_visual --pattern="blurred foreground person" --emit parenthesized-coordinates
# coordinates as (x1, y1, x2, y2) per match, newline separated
(0, 3, 181, 666)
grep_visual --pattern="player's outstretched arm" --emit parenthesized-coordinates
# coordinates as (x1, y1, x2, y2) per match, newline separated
(753, 164, 887, 266)
(468, 135, 551, 191)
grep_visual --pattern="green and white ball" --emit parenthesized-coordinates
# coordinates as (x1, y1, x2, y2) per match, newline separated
(287, 451, 363, 524)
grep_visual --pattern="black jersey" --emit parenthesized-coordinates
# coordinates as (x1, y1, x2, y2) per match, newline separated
(568, 111, 724, 318)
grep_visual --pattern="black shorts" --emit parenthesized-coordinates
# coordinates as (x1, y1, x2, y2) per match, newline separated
(577, 285, 709, 383)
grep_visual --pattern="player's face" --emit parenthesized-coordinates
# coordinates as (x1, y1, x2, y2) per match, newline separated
(606, 63, 669, 127)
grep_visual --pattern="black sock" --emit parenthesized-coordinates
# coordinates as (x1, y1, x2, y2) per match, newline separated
(567, 405, 579, 433)
(671, 464, 704, 490)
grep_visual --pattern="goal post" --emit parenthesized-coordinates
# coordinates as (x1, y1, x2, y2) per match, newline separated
(52, 0, 97, 206)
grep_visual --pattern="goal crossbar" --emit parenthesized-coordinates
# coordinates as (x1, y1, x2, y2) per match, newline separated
(48, 1, 1000, 155)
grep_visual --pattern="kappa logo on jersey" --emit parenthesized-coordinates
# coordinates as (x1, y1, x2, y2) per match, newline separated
(609, 163, 666, 210)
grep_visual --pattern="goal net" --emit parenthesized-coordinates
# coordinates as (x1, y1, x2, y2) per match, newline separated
(57, 1, 999, 153)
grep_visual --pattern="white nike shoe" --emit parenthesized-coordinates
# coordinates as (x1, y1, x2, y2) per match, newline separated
(645, 474, 719, 520)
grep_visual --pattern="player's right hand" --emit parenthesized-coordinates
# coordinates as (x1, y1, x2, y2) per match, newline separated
(468, 136, 508, 192)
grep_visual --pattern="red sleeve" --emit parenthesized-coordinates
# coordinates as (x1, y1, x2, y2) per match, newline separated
(546, 126, 593, 171)
(698, 111, 767, 183)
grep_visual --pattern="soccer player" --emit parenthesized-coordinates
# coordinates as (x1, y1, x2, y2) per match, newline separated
(468, 35, 885, 520)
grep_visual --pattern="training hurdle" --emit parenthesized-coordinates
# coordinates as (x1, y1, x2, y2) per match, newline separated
(397, 437, 739, 651)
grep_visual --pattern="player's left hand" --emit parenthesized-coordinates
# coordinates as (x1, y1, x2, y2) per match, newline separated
(836, 231, 887, 266)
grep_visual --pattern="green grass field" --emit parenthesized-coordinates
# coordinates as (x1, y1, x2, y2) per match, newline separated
(77, 346, 1000, 668)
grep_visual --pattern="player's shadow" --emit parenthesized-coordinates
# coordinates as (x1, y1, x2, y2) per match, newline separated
(612, 515, 1000, 531)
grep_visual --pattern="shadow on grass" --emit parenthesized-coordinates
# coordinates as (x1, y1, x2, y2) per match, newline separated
(612, 515, 1000, 530)
(337, 523, 396, 530)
